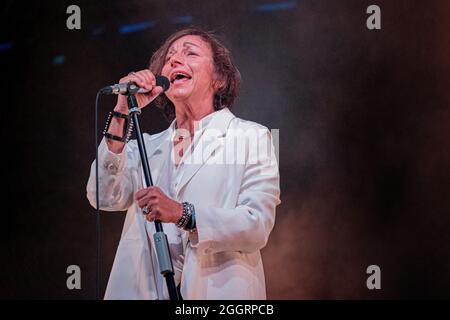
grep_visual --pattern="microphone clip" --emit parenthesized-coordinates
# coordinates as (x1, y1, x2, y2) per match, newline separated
(99, 82, 140, 95)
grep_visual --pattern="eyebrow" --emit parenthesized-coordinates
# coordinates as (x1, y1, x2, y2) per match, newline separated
(167, 41, 201, 54)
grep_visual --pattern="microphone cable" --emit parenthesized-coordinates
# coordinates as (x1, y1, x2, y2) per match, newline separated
(94, 91, 102, 300)
(93, 78, 170, 300)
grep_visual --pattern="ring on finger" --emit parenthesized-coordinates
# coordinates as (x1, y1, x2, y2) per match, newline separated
(142, 205, 149, 215)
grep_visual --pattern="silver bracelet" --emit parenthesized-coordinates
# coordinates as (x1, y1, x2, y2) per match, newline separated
(177, 202, 195, 230)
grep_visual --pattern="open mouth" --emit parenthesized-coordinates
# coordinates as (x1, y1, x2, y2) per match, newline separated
(170, 72, 192, 84)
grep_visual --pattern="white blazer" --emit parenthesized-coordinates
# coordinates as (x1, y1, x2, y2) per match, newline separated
(87, 108, 280, 299)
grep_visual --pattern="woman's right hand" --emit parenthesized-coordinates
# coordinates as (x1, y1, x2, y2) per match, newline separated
(106, 70, 164, 154)
(114, 69, 164, 114)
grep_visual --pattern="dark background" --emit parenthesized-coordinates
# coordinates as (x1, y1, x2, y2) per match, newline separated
(1, 0, 449, 299)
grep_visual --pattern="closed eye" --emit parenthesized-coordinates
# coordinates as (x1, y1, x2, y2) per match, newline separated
(186, 51, 198, 56)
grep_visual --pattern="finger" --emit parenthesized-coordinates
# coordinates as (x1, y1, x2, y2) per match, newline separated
(132, 72, 148, 88)
(142, 186, 160, 197)
(141, 70, 156, 90)
(120, 73, 146, 88)
(148, 186, 161, 193)
(137, 196, 158, 209)
(137, 195, 153, 208)
(146, 210, 159, 222)
(135, 188, 150, 201)
(137, 198, 147, 208)
(151, 86, 164, 96)
(146, 213, 155, 222)
(118, 76, 144, 91)
(135, 191, 159, 203)
(119, 75, 135, 84)
(135, 187, 162, 203)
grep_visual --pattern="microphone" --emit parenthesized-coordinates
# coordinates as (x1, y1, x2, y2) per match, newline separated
(100, 75, 170, 95)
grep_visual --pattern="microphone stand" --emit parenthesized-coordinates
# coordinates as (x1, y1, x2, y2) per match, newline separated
(126, 85, 180, 301)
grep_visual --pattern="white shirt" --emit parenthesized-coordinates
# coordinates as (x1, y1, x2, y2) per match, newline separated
(158, 110, 217, 201)
(143, 110, 220, 298)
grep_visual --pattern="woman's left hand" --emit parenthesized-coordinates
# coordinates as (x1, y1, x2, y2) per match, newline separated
(135, 186, 183, 223)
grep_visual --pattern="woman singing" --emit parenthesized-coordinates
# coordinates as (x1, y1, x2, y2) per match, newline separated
(87, 27, 280, 299)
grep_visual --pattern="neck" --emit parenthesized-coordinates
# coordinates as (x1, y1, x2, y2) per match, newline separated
(174, 97, 215, 135)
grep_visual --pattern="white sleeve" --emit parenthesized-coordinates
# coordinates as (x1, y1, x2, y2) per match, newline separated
(86, 138, 135, 212)
(189, 128, 281, 254)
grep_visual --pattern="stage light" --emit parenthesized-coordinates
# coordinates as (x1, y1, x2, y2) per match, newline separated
(255, 1, 297, 12)
(171, 16, 193, 24)
(0, 42, 13, 52)
(53, 55, 65, 65)
(119, 20, 157, 35)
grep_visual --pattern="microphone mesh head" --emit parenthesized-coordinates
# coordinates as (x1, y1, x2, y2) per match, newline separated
(156, 75, 170, 92)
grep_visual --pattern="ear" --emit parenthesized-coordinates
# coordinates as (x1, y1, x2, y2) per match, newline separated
(212, 73, 226, 93)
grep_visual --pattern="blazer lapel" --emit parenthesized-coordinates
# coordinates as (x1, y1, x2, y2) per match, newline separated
(175, 108, 235, 195)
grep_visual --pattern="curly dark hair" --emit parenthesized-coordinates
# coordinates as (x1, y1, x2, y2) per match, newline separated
(148, 27, 241, 121)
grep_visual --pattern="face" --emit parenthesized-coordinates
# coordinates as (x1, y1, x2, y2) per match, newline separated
(161, 35, 218, 104)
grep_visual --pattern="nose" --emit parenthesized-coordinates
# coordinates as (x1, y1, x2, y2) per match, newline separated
(169, 52, 185, 67)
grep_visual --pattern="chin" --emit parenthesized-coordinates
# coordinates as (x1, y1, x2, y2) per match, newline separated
(168, 89, 192, 101)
